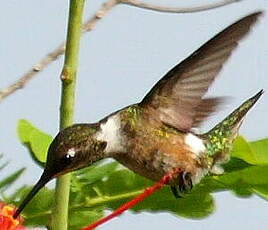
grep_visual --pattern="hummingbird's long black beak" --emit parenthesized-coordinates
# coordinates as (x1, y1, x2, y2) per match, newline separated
(13, 170, 52, 219)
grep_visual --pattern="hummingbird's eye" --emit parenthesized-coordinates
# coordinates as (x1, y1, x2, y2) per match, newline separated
(64, 148, 76, 162)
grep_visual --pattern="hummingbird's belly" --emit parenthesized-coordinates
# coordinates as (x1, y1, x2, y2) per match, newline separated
(113, 111, 210, 184)
(114, 153, 167, 182)
(113, 139, 208, 185)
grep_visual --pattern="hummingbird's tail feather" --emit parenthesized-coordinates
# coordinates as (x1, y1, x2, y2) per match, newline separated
(213, 89, 263, 132)
(201, 90, 263, 165)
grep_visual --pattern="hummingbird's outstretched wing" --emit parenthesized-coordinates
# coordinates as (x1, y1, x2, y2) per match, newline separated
(140, 12, 262, 131)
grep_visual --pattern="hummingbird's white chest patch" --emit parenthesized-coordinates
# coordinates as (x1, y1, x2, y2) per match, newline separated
(96, 114, 125, 154)
(184, 133, 206, 157)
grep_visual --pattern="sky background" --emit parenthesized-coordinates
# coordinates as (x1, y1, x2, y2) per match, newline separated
(1, 0, 268, 229)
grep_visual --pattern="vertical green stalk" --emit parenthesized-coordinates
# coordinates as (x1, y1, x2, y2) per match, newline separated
(50, 1, 85, 230)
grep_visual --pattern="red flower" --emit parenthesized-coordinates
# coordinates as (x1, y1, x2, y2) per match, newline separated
(0, 202, 25, 230)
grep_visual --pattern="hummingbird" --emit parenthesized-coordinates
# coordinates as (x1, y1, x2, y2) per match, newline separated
(14, 12, 263, 218)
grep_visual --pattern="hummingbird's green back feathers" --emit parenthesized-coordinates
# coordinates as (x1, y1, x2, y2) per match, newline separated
(202, 90, 263, 165)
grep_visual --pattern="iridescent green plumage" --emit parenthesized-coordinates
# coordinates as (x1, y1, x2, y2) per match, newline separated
(203, 90, 263, 163)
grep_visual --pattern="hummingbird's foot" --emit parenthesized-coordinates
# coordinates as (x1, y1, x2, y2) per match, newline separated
(170, 185, 182, 198)
(170, 172, 193, 199)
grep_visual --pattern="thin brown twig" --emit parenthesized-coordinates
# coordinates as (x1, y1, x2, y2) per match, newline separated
(0, 0, 118, 102)
(0, 0, 241, 102)
(121, 0, 241, 13)
(82, 0, 118, 33)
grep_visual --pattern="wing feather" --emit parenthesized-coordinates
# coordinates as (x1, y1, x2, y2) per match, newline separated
(140, 12, 262, 131)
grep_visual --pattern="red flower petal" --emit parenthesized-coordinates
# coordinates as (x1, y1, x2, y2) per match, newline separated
(0, 202, 25, 230)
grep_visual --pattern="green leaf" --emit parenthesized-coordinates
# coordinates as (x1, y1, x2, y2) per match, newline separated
(251, 184, 268, 200)
(4, 185, 28, 203)
(0, 168, 25, 191)
(68, 210, 104, 230)
(0, 161, 9, 171)
(16, 186, 54, 226)
(218, 165, 268, 186)
(17, 119, 53, 166)
(75, 161, 119, 185)
(223, 157, 252, 173)
(98, 170, 214, 219)
(99, 170, 150, 196)
(0, 154, 9, 171)
(211, 164, 268, 199)
(231, 136, 257, 165)
(134, 188, 215, 219)
(250, 138, 268, 164)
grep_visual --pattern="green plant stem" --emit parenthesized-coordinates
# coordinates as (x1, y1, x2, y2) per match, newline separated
(50, 1, 85, 230)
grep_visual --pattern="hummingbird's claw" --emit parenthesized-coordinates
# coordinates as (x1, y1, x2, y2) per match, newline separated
(170, 185, 182, 198)
(170, 172, 193, 199)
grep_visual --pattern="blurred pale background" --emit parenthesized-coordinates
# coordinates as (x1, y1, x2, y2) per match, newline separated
(0, 0, 268, 229)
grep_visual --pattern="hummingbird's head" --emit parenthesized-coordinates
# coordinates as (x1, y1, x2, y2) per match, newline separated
(13, 123, 107, 219)
(45, 123, 107, 177)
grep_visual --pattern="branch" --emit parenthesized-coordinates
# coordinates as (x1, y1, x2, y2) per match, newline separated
(0, 0, 240, 102)
(82, 0, 118, 32)
(121, 0, 240, 13)
(0, 0, 118, 103)
(0, 42, 65, 103)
